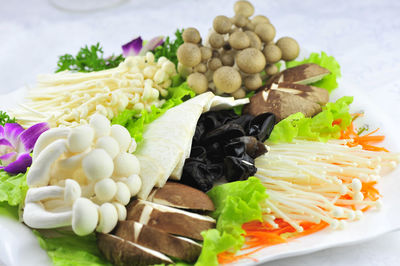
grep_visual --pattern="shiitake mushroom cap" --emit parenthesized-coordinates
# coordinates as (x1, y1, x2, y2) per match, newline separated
(276, 37, 300, 61)
(236, 48, 266, 74)
(177, 43, 202, 67)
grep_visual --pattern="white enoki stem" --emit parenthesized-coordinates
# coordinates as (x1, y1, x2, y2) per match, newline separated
(256, 139, 400, 232)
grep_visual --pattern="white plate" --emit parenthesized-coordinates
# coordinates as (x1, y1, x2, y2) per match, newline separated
(0, 84, 399, 266)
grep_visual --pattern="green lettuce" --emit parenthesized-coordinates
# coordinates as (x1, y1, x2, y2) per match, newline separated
(269, 96, 353, 143)
(286, 52, 341, 93)
(195, 177, 267, 266)
(112, 81, 195, 143)
(0, 170, 28, 219)
(35, 230, 111, 266)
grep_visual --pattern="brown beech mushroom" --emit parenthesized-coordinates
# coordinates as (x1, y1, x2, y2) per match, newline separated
(229, 31, 250, 50)
(187, 73, 208, 94)
(233, 14, 248, 27)
(126, 200, 216, 240)
(243, 90, 322, 121)
(231, 88, 246, 99)
(274, 82, 329, 105)
(276, 37, 300, 61)
(263, 44, 282, 64)
(213, 66, 242, 93)
(209, 32, 225, 49)
(115, 221, 202, 263)
(252, 15, 270, 25)
(265, 64, 279, 76)
(97, 233, 173, 266)
(245, 31, 262, 50)
(200, 46, 212, 61)
(213, 15, 232, 34)
(244, 74, 262, 91)
(147, 182, 215, 211)
(208, 58, 223, 71)
(220, 52, 235, 66)
(182, 28, 201, 44)
(254, 23, 276, 43)
(234, 0, 255, 18)
(177, 43, 202, 67)
(236, 48, 266, 74)
(266, 63, 331, 87)
(194, 63, 207, 73)
(177, 63, 193, 78)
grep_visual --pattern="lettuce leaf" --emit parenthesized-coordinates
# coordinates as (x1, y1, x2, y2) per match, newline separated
(34, 230, 111, 266)
(195, 177, 267, 266)
(269, 96, 353, 143)
(112, 81, 195, 143)
(286, 52, 341, 93)
(0, 170, 28, 219)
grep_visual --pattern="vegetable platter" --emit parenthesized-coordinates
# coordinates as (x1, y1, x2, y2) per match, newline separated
(1, 1, 400, 266)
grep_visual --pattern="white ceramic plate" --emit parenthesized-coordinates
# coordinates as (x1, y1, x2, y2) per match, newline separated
(0, 84, 399, 266)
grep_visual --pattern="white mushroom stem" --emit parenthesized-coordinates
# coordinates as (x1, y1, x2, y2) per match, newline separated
(32, 128, 70, 160)
(27, 139, 68, 187)
(23, 202, 73, 229)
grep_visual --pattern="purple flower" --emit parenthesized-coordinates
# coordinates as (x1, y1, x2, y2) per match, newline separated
(0, 123, 49, 174)
(122, 36, 164, 57)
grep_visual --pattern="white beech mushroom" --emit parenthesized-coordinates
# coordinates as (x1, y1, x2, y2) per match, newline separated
(23, 113, 142, 236)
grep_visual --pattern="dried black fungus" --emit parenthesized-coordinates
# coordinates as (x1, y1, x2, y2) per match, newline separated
(181, 110, 276, 192)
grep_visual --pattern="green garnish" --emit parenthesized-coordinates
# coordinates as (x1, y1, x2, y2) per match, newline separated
(56, 43, 124, 73)
(0, 111, 16, 126)
(154, 29, 184, 67)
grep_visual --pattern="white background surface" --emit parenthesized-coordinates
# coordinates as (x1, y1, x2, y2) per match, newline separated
(0, 0, 400, 265)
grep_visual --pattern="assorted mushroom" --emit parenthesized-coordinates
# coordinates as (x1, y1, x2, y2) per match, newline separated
(23, 114, 141, 236)
(176, 0, 300, 97)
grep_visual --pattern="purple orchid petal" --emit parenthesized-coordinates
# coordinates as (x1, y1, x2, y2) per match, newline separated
(0, 138, 13, 148)
(18, 122, 49, 152)
(2, 152, 32, 174)
(139, 36, 164, 55)
(0, 152, 17, 166)
(4, 123, 24, 148)
(0, 125, 4, 137)
(122, 37, 143, 57)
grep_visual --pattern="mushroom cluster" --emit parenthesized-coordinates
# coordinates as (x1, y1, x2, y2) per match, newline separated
(177, 0, 300, 98)
(23, 114, 142, 236)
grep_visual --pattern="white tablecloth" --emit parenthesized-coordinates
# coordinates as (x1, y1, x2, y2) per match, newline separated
(1, 0, 400, 265)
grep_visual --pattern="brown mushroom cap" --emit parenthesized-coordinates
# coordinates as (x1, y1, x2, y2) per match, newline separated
(244, 74, 262, 90)
(276, 37, 300, 61)
(208, 58, 223, 71)
(177, 63, 193, 78)
(243, 21, 255, 31)
(229, 31, 250, 50)
(213, 66, 242, 93)
(236, 48, 266, 74)
(187, 73, 209, 94)
(265, 64, 278, 75)
(182, 28, 201, 44)
(245, 31, 262, 50)
(263, 44, 282, 64)
(200, 46, 212, 61)
(234, 0, 255, 18)
(209, 32, 225, 49)
(213, 15, 232, 34)
(220, 53, 235, 66)
(194, 63, 207, 73)
(177, 43, 202, 67)
(233, 14, 248, 28)
(252, 15, 270, 25)
(254, 23, 276, 43)
(231, 88, 246, 98)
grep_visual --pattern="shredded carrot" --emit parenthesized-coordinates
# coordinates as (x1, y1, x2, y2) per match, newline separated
(332, 118, 342, 126)
(340, 120, 388, 152)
